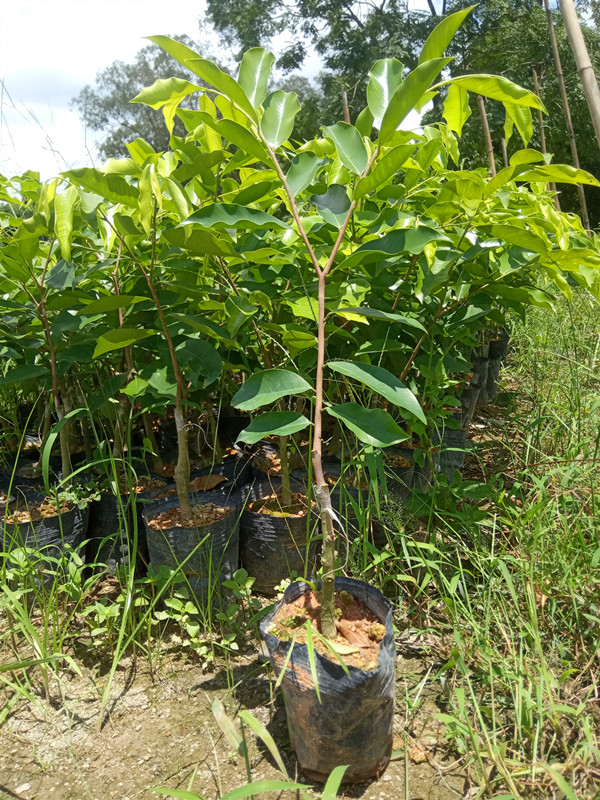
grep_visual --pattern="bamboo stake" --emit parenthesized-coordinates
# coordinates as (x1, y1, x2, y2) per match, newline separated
(542, 0, 590, 228)
(532, 65, 561, 210)
(477, 95, 496, 176)
(558, 0, 600, 151)
(501, 137, 509, 167)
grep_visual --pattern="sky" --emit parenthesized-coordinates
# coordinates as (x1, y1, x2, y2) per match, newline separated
(0, 0, 432, 181)
(0, 0, 209, 178)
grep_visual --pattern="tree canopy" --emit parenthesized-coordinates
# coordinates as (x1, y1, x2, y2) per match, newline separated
(71, 36, 202, 160)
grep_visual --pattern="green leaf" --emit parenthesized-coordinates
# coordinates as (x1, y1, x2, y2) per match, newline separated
(442, 84, 471, 136)
(339, 227, 447, 270)
(355, 106, 375, 137)
(131, 78, 202, 134)
(380, 58, 452, 144)
(63, 168, 138, 206)
(485, 224, 548, 254)
(162, 227, 237, 257)
(121, 377, 149, 398)
(322, 765, 350, 800)
(237, 48, 275, 109)
(54, 185, 78, 261)
(225, 295, 257, 337)
(517, 164, 600, 186)
(328, 361, 426, 422)
(286, 152, 324, 196)
(182, 203, 289, 231)
(260, 90, 301, 149)
(236, 412, 311, 445)
(419, 6, 475, 63)
(237, 710, 289, 779)
(323, 122, 368, 174)
(312, 184, 350, 228)
(231, 369, 312, 411)
(0, 364, 49, 386)
(354, 144, 415, 199)
(93, 328, 156, 358)
(203, 117, 270, 162)
(148, 36, 257, 121)
(47, 259, 77, 290)
(367, 59, 404, 127)
(327, 403, 408, 447)
(439, 74, 545, 111)
(219, 782, 310, 800)
(77, 295, 147, 315)
(509, 149, 546, 166)
(86, 374, 128, 411)
(332, 307, 426, 332)
(504, 102, 532, 146)
(176, 338, 223, 387)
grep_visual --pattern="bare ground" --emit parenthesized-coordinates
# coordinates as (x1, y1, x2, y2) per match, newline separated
(0, 634, 468, 800)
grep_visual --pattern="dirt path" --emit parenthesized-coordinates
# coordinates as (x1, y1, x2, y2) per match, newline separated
(0, 641, 467, 800)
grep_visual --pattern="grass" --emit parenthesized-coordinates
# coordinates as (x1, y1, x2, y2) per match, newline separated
(2, 290, 600, 797)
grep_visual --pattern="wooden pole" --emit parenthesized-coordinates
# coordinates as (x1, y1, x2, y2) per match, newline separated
(477, 95, 496, 176)
(532, 65, 561, 210)
(542, 0, 590, 228)
(558, 0, 600, 151)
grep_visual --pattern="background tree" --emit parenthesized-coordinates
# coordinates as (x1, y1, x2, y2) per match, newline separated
(71, 35, 203, 160)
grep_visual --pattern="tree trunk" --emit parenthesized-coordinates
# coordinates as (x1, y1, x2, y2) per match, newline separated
(142, 411, 164, 474)
(532, 66, 561, 210)
(477, 95, 496, 176)
(558, 0, 600, 151)
(542, 0, 590, 228)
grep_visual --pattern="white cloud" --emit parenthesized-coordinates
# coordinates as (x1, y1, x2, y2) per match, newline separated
(0, 0, 207, 178)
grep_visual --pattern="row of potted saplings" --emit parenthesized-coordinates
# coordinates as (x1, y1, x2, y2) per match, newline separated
(0, 330, 509, 595)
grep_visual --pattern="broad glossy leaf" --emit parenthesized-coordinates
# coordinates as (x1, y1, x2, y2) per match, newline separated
(380, 58, 452, 144)
(323, 122, 368, 174)
(0, 365, 49, 386)
(121, 377, 149, 398)
(93, 328, 156, 358)
(332, 307, 426, 332)
(63, 168, 138, 206)
(47, 259, 77, 290)
(162, 227, 237, 257)
(485, 224, 548, 254)
(354, 144, 415, 199)
(78, 295, 147, 315)
(231, 369, 312, 411)
(517, 164, 600, 186)
(312, 184, 351, 228)
(439, 74, 545, 111)
(131, 78, 202, 133)
(504, 102, 532, 146)
(327, 403, 408, 447)
(328, 361, 426, 422)
(419, 6, 475, 63)
(367, 59, 404, 127)
(148, 36, 257, 121)
(176, 338, 222, 387)
(236, 411, 311, 445)
(339, 227, 447, 270)
(286, 152, 324, 196)
(238, 48, 275, 109)
(182, 203, 288, 230)
(355, 106, 375, 137)
(225, 295, 257, 337)
(172, 150, 224, 182)
(442, 84, 471, 136)
(54, 185, 78, 262)
(86, 374, 128, 410)
(510, 149, 546, 166)
(126, 138, 156, 164)
(200, 116, 270, 162)
(261, 90, 301, 149)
